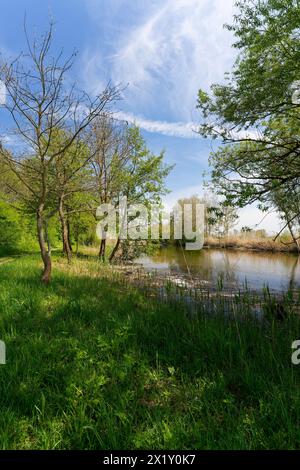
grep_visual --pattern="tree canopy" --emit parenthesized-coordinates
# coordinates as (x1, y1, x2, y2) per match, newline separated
(197, 0, 300, 238)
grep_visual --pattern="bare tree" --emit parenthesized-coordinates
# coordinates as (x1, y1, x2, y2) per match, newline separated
(0, 22, 119, 282)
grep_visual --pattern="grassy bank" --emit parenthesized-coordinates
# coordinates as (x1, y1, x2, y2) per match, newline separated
(0, 255, 300, 449)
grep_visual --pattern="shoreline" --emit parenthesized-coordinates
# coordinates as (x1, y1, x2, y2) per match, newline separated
(203, 235, 298, 253)
(203, 243, 298, 254)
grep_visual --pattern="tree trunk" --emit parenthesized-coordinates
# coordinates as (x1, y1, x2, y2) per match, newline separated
(109, 236, 120, 263)
(109, 210, 126, 263)
(44, 219, 51, 256)
(59, 196, 72, 263)
(67, 218, 73, 252)
(37, 205, 52, 284)
(99, 238, 106, 261)
(287, 220, 300, 253)
(75, 235, 79, 255)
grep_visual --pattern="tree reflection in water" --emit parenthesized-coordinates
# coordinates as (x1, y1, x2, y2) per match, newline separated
(137, 247, 300, 293)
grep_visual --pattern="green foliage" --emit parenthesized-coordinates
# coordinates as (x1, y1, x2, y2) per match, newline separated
(199, 0, 300, 128)
(197, 0, 300, 225)
(91, 119, 174, 260)
(0, 199, 37, 255)
(123, 125, 174, 205)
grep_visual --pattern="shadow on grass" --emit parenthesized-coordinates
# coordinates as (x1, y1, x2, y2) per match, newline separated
(73, 251, 99, 261)
(0, 257, 300, 450)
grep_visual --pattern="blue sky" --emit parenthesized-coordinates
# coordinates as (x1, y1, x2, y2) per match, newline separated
(0, 0, 281, 232)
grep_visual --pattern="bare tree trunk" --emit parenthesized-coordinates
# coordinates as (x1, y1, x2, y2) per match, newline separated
(37, 205, 52, 283)
(59, 196, 72, 263)
(109, 236, 120, 263)
(99, 238, 106, 261)
(75, 233, 79, 255)
(287, 220, 300, 253)
(109, 210, 126, 263)
(67, 218, 73, 252)
(44, 219, 51, 256)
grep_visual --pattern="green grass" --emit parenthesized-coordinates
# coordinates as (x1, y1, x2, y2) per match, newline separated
(0, 255, 300, 449)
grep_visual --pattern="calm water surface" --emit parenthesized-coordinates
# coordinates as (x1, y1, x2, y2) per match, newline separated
(137, 247, 300, 293)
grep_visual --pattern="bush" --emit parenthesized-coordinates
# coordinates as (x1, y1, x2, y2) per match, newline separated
(0, 200, 37, 256)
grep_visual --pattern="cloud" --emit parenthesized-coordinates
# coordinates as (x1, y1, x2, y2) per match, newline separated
(84, 0, 236, 122)
(83, 2, 262, 140)
(115, 111, 200, 138)
(114, 0, 236, 120)
(114, 111, 262, 141)
(0, 133, 30, 151)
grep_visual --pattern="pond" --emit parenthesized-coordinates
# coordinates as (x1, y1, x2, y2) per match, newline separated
(137, 246, 300, 293)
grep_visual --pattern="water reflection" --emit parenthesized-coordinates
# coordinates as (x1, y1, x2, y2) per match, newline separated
(137, 247, 300, 292)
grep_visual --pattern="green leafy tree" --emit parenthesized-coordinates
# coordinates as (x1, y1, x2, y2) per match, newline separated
(0, 23, 119, 282)
(46, 128, 92, 262)
(90, 117, 173, 261)
(197, 0, 300, 229)
(108, 124, 173, 262)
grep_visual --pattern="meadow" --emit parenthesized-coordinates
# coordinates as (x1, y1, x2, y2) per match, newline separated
(0, 254, 300, 449)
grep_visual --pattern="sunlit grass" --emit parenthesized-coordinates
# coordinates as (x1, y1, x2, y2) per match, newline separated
(0, 255, 300, 449)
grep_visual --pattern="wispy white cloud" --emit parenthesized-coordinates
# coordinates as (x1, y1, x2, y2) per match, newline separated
(115, 0, 236, 119)
(115, 111, 200, 138)
(0, 133, 30, 150)
(115, 111, 261, 141)
(84, 0, 236, 125)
